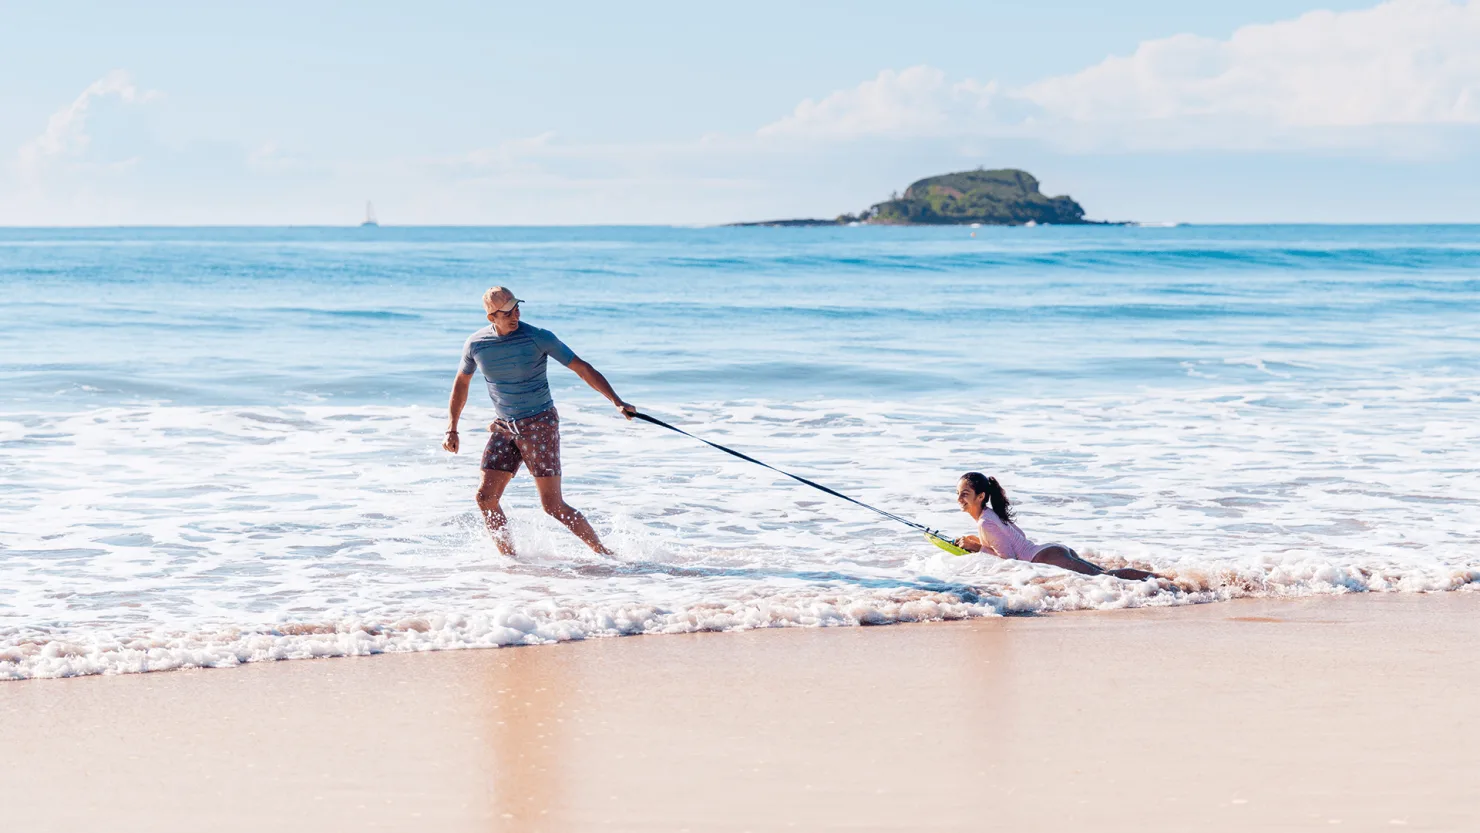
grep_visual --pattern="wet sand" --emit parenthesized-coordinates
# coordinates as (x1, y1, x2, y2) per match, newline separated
(3, 592, 1478, 832)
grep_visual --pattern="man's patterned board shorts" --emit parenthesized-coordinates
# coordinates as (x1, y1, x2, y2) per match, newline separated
(481, 407, 562, 477)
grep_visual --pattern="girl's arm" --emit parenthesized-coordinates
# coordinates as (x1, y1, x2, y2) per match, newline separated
(963, 528, 1013, 560)
(973, 521, 1017, 560)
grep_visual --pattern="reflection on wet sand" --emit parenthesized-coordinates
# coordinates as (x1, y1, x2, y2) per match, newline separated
(476, 621, 1013, 830)
(484, 645, 570, 827)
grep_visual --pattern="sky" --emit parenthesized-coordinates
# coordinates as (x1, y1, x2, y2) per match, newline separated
(2, 0, 1478, 225)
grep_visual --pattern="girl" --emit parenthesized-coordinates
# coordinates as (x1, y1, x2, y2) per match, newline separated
(954, 472, 1159, 581)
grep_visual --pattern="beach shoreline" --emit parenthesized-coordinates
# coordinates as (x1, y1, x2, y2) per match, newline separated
(4, 591, 1477, 832)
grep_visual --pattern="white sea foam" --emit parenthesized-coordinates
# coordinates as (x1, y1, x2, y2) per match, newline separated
(2, 376, 1478, 680)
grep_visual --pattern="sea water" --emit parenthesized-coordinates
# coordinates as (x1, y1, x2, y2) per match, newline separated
(1, 225, 1477, 679)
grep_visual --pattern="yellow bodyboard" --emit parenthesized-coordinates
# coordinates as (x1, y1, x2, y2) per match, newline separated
(925, 531, 970, 556)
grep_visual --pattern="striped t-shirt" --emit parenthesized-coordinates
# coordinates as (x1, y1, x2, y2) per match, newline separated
(459, 322, 577, 420)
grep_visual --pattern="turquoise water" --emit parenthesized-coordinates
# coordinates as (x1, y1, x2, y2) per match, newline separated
(2, 225, 1478, 678)
(5, 225, 1477, 405)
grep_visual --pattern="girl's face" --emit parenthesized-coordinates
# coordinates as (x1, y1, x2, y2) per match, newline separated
(956, 479, 984, 514)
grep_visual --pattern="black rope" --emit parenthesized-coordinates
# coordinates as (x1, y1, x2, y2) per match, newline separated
(631, 411, 954, 542)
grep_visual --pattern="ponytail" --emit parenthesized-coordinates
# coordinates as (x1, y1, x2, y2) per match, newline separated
(960, 471, 1015, 524)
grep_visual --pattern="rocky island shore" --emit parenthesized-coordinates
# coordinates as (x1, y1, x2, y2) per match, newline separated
(734, 168, 1101, 227)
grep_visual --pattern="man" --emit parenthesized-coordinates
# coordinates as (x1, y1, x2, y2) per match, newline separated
(442, 286, 634, 556)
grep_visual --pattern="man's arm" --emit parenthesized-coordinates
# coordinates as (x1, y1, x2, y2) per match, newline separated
(567, 357, 635, 419)
(443, 372, 473, 452)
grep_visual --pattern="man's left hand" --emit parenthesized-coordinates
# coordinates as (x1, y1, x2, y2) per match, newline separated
(617, 401, 637, 420)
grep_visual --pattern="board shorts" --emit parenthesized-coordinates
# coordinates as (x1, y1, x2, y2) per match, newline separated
(481, 407, 561, 477)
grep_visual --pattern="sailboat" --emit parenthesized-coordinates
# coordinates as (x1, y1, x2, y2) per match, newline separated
(361, 201, 379, 227)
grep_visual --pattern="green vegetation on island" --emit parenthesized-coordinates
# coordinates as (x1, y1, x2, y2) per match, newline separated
(733, 168, 1095, 227)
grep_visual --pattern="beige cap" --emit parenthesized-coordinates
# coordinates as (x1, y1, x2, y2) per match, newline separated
(482, 286, 521, 314)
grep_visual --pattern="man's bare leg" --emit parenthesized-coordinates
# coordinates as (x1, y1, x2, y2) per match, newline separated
(533, 475, 612, 556)
(475, 469, 517, 555)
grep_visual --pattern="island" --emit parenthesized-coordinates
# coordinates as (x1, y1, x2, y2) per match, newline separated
(732, 168, 1096, 227)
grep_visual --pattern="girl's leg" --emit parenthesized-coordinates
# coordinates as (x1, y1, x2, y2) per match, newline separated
(1031, 546, 1162, 580)
(1106, 566, 1160, 580)
(1030, 545, 1104, 576)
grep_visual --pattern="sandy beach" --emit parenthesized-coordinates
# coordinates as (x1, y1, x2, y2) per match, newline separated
(2, 592, 1477, 832)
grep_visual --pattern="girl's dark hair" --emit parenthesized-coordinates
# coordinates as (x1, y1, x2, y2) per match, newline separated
(961, 472, 1014, 524)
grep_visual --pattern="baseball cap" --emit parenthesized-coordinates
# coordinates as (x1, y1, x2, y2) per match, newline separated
(483, 286, 521, 314)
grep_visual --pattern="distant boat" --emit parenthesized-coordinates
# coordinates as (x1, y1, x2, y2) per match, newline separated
(361, 201, 379, 227)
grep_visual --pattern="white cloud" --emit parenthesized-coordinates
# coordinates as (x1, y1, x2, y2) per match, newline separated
(758, 66, 997, 139)
(1022, 0, 1480, 129)
(758, 0, 1480, 150)
(17, 70, 160, 175)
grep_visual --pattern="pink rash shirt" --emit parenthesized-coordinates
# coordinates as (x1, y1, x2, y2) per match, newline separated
(975, 512, 1041, 562)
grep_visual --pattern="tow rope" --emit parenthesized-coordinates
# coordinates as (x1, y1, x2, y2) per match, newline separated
(631, 411, 968, 555)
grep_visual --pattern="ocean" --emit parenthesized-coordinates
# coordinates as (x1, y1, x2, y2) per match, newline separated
(2, 224, 1477, 680)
